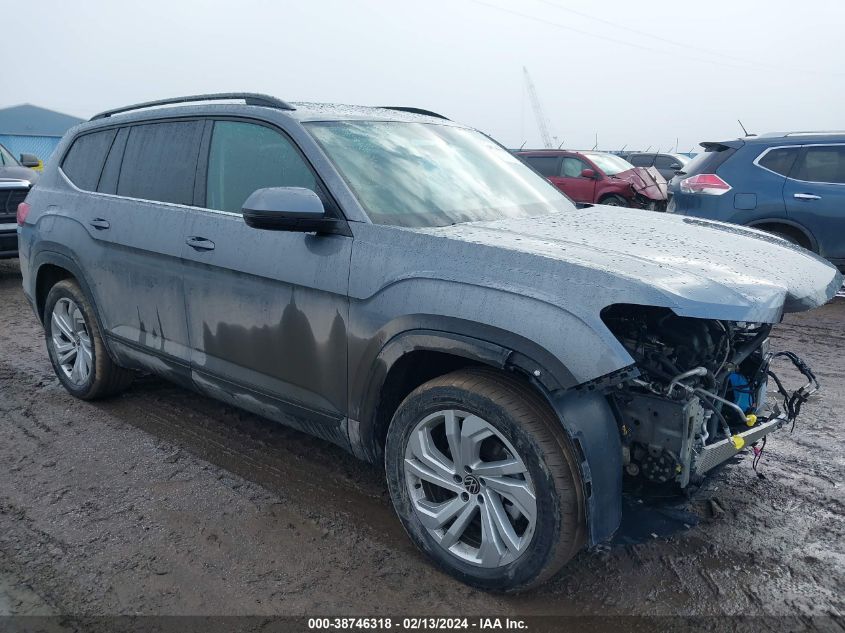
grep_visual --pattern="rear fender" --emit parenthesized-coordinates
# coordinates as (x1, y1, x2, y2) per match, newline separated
(30, 248, 119, 365)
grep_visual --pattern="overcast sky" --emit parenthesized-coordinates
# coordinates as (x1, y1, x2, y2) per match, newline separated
(4, 0, 844, 152)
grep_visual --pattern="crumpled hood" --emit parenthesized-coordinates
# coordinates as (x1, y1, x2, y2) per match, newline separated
(613, 167, 667, 201)
(423, 206, 842, 322)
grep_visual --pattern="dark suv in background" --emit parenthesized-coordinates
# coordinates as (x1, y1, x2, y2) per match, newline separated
(667, 133, 845, 272)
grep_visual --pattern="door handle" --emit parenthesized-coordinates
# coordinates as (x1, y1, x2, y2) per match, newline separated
(186, 236, 215, 251)
(89, 218, 110, 230)
(793, 193, 821, 200)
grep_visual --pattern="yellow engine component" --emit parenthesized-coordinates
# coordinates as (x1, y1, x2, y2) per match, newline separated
(745, 414, 758, 427)
(731, 435, 746, 450)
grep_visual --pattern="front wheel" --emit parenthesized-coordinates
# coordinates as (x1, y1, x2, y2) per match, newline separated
(600, 194, 628, 207)
(385, 369, 585, 591)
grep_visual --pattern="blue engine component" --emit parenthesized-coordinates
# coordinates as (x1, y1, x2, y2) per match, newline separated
(728, 372, 766, 413)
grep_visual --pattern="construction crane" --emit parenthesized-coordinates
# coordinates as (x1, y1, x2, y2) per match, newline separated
(523, 67, 554, 149)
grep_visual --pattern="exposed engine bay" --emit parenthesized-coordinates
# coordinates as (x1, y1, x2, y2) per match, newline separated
(602, 305, 819, 488)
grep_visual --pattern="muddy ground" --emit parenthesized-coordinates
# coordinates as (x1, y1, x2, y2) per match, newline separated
(0, 257, 843, 622)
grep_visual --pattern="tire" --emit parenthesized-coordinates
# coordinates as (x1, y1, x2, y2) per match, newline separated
(600, 194, 628, 207)
(385, 368, 585, 591)
(43, 279, 134, 400)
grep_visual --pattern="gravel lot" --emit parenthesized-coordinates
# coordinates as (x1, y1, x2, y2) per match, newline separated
(0, 257, 843, 621)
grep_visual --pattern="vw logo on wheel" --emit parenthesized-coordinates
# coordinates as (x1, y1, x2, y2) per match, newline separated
(463, 474, 481, 494)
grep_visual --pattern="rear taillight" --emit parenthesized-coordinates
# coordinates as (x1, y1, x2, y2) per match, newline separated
(17, 201, 31, 226)
(679, 174, 731, 195)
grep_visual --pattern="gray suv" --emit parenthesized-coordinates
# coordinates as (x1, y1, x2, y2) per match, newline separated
(17, 94, 842, 591)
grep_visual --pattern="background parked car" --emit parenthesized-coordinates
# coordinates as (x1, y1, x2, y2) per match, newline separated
(517, 149, 668, 209)
(667, 132, 845, 272)
(0, 141, 40, 181)
(618, 151, 689, 181)
(1, 178, 31, 258)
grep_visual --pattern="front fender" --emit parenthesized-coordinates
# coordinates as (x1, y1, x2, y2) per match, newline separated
(546, 389, 622, 545)
(351, 326, 624, 545)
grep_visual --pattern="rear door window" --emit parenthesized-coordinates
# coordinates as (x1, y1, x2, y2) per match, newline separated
(792, 146, 845, 184)
(117, 121, 204, 205)
(757, 147, 800, 177)
(523, 155, 559, 177)
(61, 129, 118, 191)
(205, 121, 317, 213)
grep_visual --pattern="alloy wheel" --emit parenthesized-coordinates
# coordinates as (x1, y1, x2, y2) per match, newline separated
(50, 298, 92, 385)
(403, 409, 537, 568)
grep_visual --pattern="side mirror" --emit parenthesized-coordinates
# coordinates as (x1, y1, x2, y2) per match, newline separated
(20, 153, 40, 168)
(580, 168, 596, 179)
(242, 187, 335, 232)
(670, 163, 682, 170)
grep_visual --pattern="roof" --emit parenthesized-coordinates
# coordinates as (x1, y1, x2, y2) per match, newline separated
(288, 102, 453, 124)
(86, 94, 455, 127)
(0, 104, 85, 136)
(707, 132, 845, 147)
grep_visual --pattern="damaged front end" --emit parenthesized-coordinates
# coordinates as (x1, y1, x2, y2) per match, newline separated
(601, 305, 818, 488)
(618, 166, 669, 211)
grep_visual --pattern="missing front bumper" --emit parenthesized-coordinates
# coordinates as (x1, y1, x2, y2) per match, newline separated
(692, 413, 787, 477)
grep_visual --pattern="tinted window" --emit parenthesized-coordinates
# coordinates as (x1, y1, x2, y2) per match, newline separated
(560, 157, 586, 177)
(97, 127, 129, 194)
(757, 147, 799, 177)
(523, 155, 559, 177)
(206, 121, 316, 213)
(680, 145, 737, 177)
(117, 121, 203, 205)
(654, 155, 678, 169)
(792, 146, 845, 184)
(62, 129, 117, 191)
(629, 154, 653, 167)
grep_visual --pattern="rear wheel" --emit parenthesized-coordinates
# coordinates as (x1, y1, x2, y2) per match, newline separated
(385, 368, 585, 591)
(44, 279, 134, 400)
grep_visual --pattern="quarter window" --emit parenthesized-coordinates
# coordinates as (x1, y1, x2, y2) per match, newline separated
(62, 129, 117, 191)
(792, 146, 845, 184)
(757, 147, 800, 177)
(117, 121, 203, 205)
(205, 121, 316, 213)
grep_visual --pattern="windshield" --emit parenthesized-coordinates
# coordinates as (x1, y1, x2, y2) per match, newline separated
(306, 121, 575, 227)
(582, 153, 633, 176)
(0, 144, 18, 166)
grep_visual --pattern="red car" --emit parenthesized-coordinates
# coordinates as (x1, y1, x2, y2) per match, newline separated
(517, 150, 668, 210)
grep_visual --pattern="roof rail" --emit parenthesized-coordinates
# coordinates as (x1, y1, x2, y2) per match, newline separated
(758, 130, 845, 138)
(783, 130, 845, 137)
(379, 106, 450, 120)
(90, 93, 295, 121)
